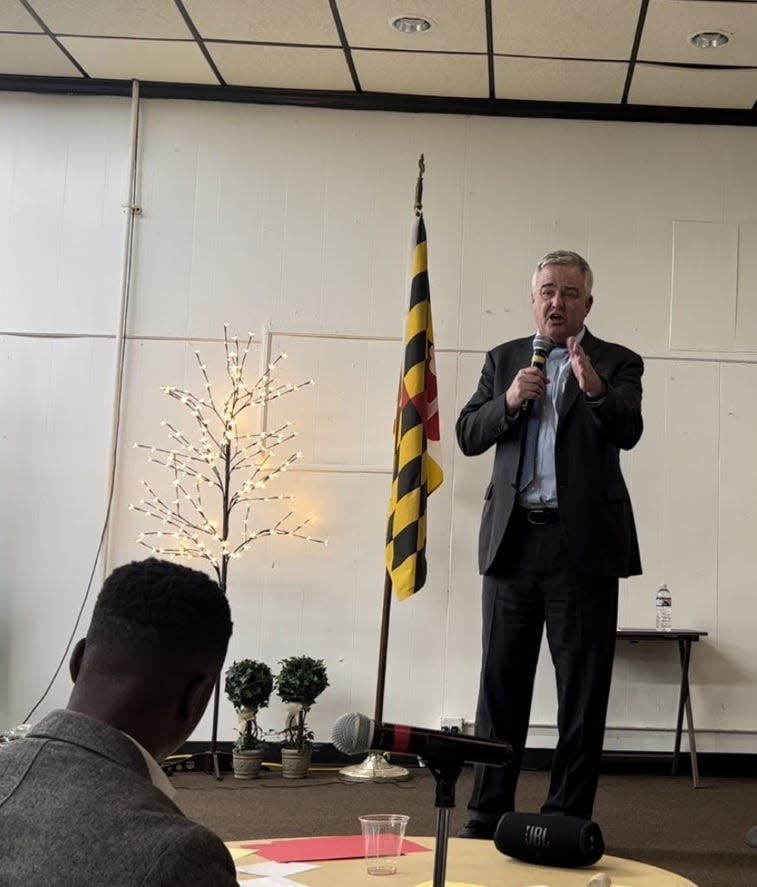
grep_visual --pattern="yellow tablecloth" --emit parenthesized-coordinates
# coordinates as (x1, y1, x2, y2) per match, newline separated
(229, 836, 698, 886)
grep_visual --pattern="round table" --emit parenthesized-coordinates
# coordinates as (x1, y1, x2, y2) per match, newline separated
(230, 836, 698, 886)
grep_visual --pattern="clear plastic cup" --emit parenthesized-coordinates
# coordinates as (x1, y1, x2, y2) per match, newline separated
(358, 813, 409, 875)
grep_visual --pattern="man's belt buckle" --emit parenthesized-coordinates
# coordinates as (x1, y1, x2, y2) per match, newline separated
(526, 508, 555, 526)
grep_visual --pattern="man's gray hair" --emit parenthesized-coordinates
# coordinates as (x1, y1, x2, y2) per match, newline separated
(531, 250, 593, 296)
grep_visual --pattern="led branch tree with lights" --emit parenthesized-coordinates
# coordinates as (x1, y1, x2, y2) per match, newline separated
(131, 326, 326, 596)
(130, 326, 326, 776)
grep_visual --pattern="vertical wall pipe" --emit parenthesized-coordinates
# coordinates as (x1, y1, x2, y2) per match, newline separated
(101, 79, 142, 576)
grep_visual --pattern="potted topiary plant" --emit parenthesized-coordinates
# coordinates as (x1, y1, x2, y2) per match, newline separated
(224, 659, 274, 779)
(274, 655, 329, 779)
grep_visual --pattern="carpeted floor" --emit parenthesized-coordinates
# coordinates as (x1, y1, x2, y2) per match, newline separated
(173, 764, 757, 887)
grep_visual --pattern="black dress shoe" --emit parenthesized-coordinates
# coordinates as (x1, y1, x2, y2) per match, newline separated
(458, 819, 496, 840)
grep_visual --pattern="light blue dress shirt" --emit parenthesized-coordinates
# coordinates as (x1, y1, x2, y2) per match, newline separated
(517, 328, 587, 509)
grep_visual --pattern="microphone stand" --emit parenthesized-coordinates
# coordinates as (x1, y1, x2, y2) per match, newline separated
(422, 759, 462, 887)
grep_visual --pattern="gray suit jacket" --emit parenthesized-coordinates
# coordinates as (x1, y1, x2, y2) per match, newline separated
(456, 329, 643, 578)
(0, 709, 237, 887)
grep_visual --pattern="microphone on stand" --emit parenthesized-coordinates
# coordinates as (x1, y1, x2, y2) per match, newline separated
(332, 712, 512, 767)
(521, 334, 555, 415)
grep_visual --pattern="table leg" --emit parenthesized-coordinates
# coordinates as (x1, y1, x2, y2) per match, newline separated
(685, 692, 700, 788)
(672, 640, 688, 776)
(673, 640, 699, 787)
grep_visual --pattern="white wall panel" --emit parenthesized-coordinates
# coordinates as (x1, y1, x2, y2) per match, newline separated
(266, 334, 398, 470)
(446, 352, 495, 721)
(0, 336, 115, 729)
(586, 215, 669, 353)
(130, 103, 469, 344)
(458, 121, 534, 351)
(670, 221, 738, 352)
(131, 105, 200, 336)
(0, 94, 127, 333)
(712, 362, 757, 730)
(735, 223, 757, 352)
(724, 139, 757, 224)
(632, 125, 727, 223)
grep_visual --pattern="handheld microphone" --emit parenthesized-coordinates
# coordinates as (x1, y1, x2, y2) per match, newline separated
(493, 812, 604, 868)
(521, 334, 555, 415)
(332, 712, 512, 767)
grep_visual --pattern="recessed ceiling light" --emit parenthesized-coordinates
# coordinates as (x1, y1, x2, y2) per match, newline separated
(690, 31, 730, 49)
(390, 16, 433, 35)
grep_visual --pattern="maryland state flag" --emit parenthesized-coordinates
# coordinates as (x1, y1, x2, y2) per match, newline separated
(385, 214, 443, 600)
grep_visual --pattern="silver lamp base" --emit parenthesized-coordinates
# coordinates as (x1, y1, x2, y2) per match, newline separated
(339, 752, 411, 782)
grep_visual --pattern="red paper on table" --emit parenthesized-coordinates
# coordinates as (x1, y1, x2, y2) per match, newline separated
(240, 835, 430, 862)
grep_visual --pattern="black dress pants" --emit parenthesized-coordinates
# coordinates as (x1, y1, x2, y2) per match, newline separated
(467, 508, 618, 824)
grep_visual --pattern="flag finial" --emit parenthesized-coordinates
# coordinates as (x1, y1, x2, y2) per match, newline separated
(414, 154, 425, 216)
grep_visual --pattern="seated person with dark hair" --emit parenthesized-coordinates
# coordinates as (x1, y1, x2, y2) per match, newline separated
(0, 558, 237, 886)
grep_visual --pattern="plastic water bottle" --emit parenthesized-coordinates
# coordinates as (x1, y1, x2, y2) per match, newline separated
(655, 584, 672, 632)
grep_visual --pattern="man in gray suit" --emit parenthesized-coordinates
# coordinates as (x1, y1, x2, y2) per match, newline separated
(0, 557, 238, 885)
(456, 250, 643, 838)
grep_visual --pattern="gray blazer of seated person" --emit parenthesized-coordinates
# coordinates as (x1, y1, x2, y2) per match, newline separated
(0, 709, 236, 886)
(0, 558, 237, 887)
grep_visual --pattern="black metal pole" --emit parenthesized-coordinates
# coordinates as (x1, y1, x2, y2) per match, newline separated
(209, 674, 222, 779)
(425, 761, 461, 887)
(207, 441, 232, 779)
(373, 572, 393, 723)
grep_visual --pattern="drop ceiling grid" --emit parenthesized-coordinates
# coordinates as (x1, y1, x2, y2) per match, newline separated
(629, 63, 757, 109)
(58, 36, 218, 84)
(337, 0, 487, 53)
(0, 32, 80, 76)
(0, 0, 41, 32)
(495, 57, 629, 104)
(181, 0, 341, 45)
(210, 43, 354, 90)
(491, 0, 643, 60)
(0, 0, 755, 121)
(352, 49, 489, 97)
(640, 0, 757, 66)
(28, 0, 191, 38)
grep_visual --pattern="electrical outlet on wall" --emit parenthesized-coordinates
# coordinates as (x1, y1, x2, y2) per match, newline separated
(440, 717, 464, 734)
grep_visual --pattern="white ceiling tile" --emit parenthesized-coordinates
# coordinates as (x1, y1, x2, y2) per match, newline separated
(353, 50, 488, 98)
(0, 0, 42, 32)
(640, 0, 757, 66)
(0, 34, 81, 76)
(495, 57, 627, 103)
(492, 0, 642, 59)
(183, 0, 339, 44)
(338, 0, 486, 53)
(629, 63, 757, 109)
(58, 37, 218, 83)
(30, 0, 189, 38)
(209, 43, 353, 89)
